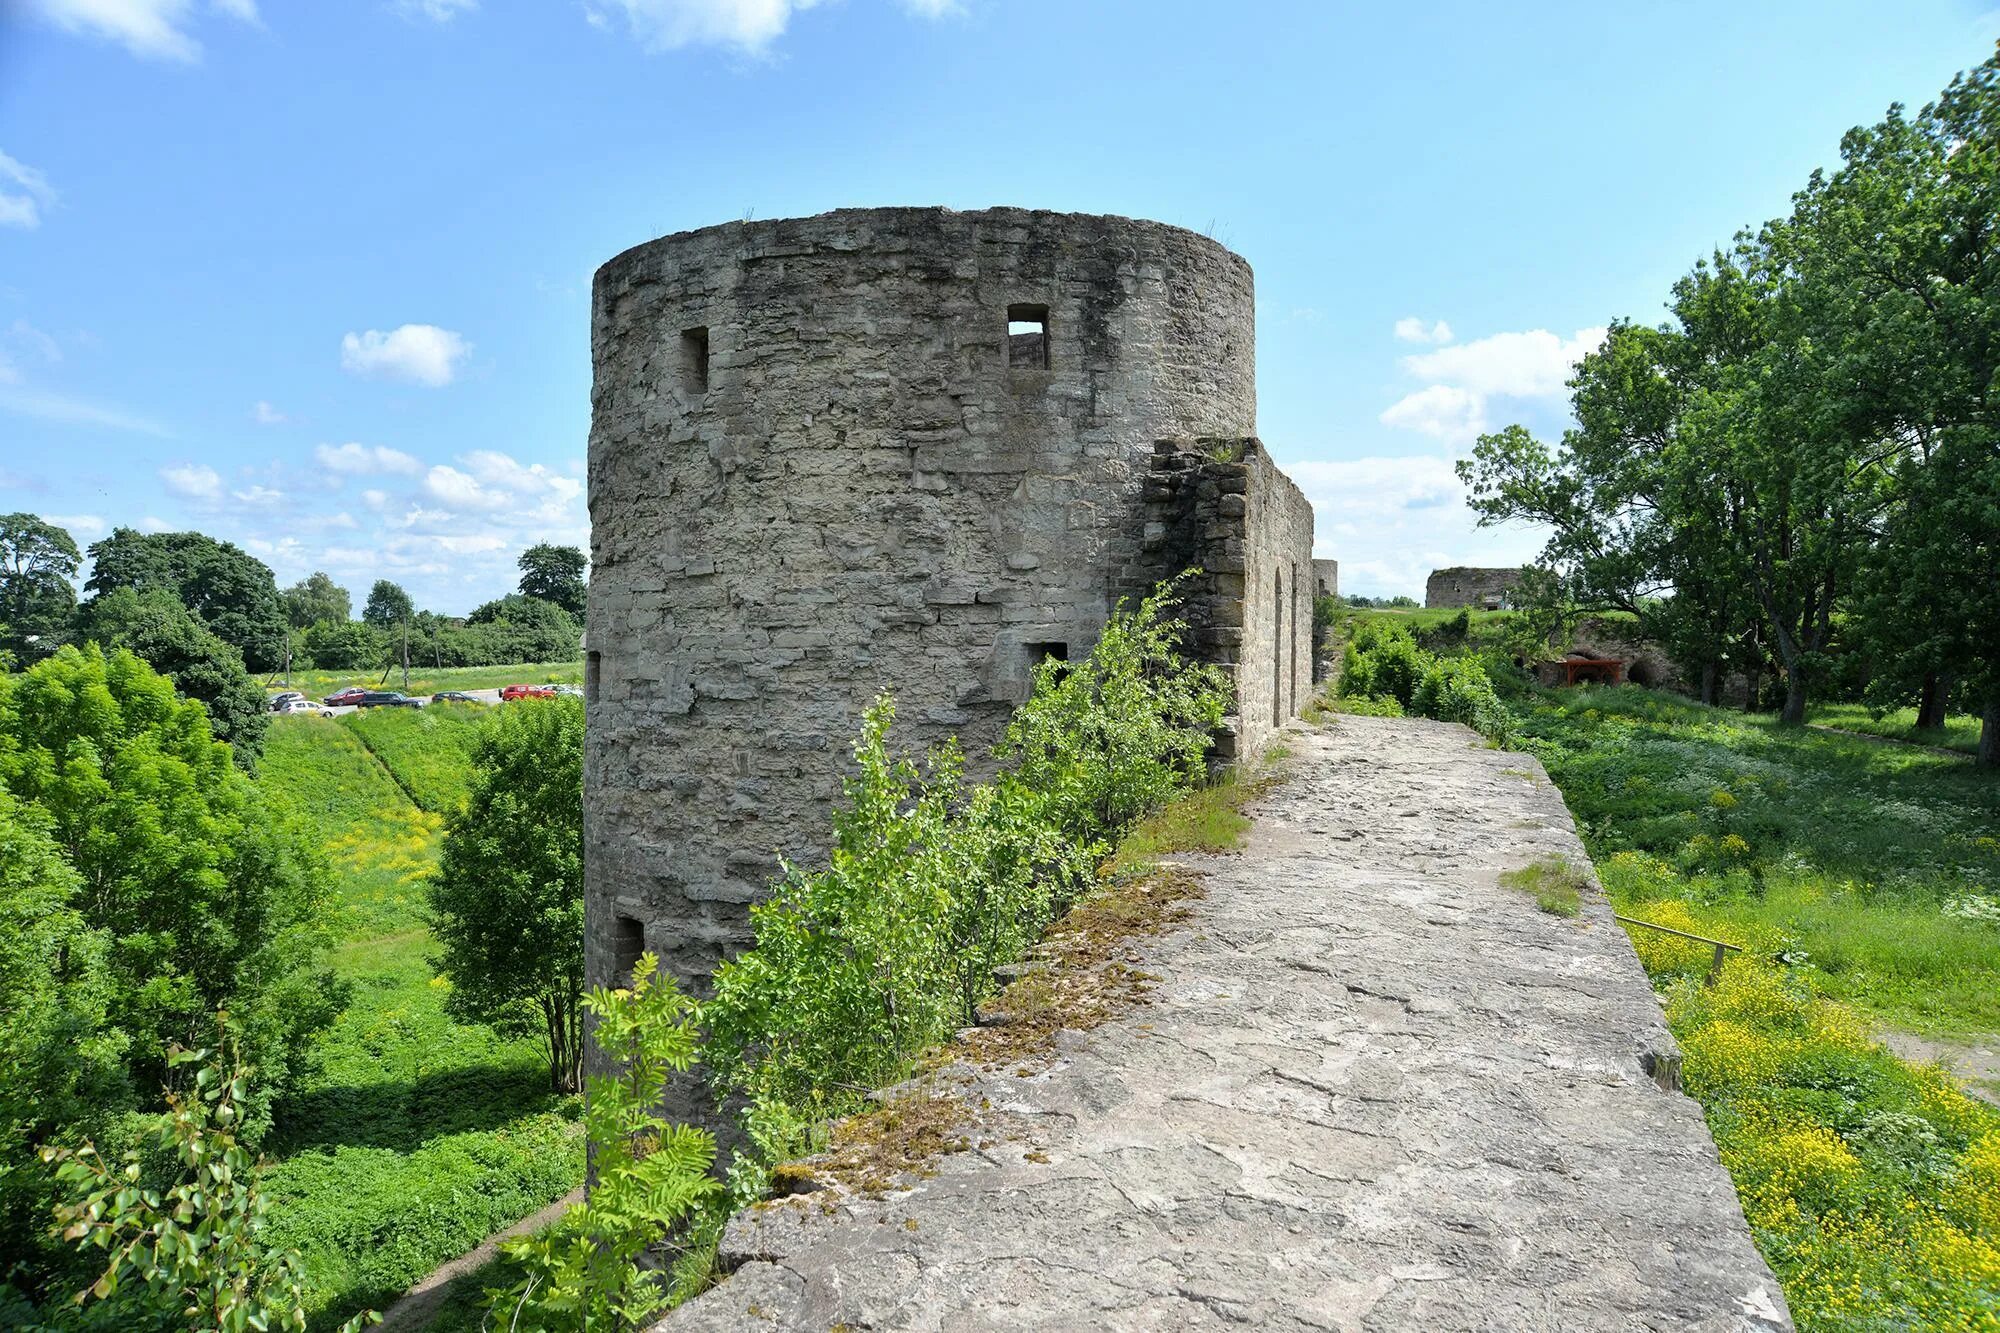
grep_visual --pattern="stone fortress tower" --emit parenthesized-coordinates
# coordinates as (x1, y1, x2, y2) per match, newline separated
(584, 207, 1315, 999)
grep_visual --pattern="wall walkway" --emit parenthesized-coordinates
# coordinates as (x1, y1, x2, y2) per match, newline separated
(664, 715, 1790, 1332)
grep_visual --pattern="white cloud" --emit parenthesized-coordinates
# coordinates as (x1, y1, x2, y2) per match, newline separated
(316, 441, 422, 475)
(583, 0, 823, 51)
(231, 483, 287, 507)
(252, 399, 287, 424)
(1378, 384, 1485, 444)
(898, 0, 960, 14)
(17, 0, 257, 62)
(161, 462, 223, 500)
(0, 151, 55, 229)
(362, 488, 390, 510)
(394, 0, 477, 19)
(41, 513, 106, 537)
(1400, 326, 1604, 399)
(1379, 324, 1605, 447)
(339, 324, 470, 387)
(1393, 317, 1453, 345)
(1285, 453, 1542, 600)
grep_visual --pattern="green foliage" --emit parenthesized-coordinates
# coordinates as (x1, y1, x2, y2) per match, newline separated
(705, 583, 1226, 1126)
(72, 587, 270, 763)
(0, 513, 81, 664)
(253, 716, 581, 1328)
(0, 645, 340, 1148)
(281, 575, 352, 632)
(0, 790, 122, 1307)
(426, 698, 587, 1092)
(516, 544, 589, 620)
(487, 957, 716, 1333)
(1412, 653, 1515, 745)
(462, 595, 582, 663)
(83, 529, 288, 675)
(299, 620, 381, 673)
(1334, 619, 1427, 707)
(360, 582, 413, 632)
(42, 1039, 376, 1333)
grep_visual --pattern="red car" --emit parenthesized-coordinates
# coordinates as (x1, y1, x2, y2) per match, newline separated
(501, 684, 557, 701)
(324, 687, 369, 706)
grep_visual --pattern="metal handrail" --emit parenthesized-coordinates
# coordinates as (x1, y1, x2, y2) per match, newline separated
(1613, 913, 1741, 987)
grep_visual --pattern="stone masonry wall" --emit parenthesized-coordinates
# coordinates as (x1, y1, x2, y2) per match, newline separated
(1119, 439, 1316, 762)
(1312, 557, 1338, 600)
(1425, 565, 1524, 610)
(585, 208, 1266, 1001)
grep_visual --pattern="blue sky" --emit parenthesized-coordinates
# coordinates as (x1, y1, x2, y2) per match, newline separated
(2, 0, 1996, 612)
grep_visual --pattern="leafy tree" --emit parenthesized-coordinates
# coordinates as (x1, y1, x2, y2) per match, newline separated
(83, 529, 288, 674)
(42, 1039, 376, 1332)
(465, 593, 582, 662)
(517, 543, 588, 619)
(301, 618, 383, 672)
(0, 513, 81, 664)
(282, 571, 351, 629)
(427, 696, 586, 1091)
(0, 646, 341, 1132)
(72, 587, 270, 763)
(361, 579, 414, 631)
(486, 957, 716, 1332)
(0, 790, 123, 1308)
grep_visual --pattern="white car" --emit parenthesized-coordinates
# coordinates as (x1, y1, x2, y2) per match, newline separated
(269, 691, 306, 712)
(275, 697, 334, 716)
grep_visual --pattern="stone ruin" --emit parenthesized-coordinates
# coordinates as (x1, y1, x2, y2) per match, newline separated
(582, 207, 1315, 1006)
(1425, 565, 1523, 610)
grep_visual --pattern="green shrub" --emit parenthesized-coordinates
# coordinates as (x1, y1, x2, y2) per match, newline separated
(1336, 619, 1427, 706)
(487, 957, 716, 1332)
(1413, 654, 1516, 744)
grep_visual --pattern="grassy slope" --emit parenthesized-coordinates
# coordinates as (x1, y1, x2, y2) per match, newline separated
(270, 660, 583, 700)
(1809, 701, 1983, 757)
(257, 715, 583, 1329)
(1517, 686, 2000, 1036)
(340, 702, 490, 813)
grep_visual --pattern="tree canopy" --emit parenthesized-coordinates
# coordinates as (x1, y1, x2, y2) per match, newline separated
(83, 528, 288, 674)
(72, 587, 270, 763)
(1458, 43, 2000, 761)
(426, 696, 586, 1092)
(0, 513, 81, 665)
(361, 579, 414, 630)
(517, 543, 588, 619)
(282, 571, 352, 629)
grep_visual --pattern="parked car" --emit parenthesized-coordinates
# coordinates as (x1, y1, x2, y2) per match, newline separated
(275, 698, 334, 716)
(431, 690, 482, 704)
(268, 691, 305, 712)
(355, 691, 423, 709)
(552, 684, 584, 698)
(501, 683, 556, 701)
(324, 687, 369, 706)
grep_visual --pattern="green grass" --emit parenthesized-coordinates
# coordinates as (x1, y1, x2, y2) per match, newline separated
(269, 659, 582, 700)
(1498, 857, 1588, 917)
(1516, 684, 2000, 1328)
(257, 715, 583, 1329)
(1808, 701, 1982, 757)
(340, 702, 490, 814)
(1516, 685, 2000, 1038)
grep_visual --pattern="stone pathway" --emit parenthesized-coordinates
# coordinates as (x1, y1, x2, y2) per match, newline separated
(1879, 1029, 2000, 1109)
(663, 714, 1790, 1332)
(375, 1187, 583, 1330)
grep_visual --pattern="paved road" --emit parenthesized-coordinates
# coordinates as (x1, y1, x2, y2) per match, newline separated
(664, 714, 1790, 1332)
(271, 686, 524, 717)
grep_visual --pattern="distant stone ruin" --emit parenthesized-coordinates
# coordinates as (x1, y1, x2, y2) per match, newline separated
(1312, 558, 1338, 600)
(1425, 565, 1522, 610)
(583, 208, 1315, 1005)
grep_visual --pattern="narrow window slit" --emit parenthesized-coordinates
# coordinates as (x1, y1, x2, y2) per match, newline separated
(680, 327, 710, 394)
(612, 914, 645, 987)
(1007, 304, 1049, 370)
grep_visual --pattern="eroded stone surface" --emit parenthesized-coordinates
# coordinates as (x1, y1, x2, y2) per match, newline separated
(660, 715, 1790, 1331)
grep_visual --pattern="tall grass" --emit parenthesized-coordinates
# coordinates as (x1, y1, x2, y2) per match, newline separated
(341, 702, 490, 814)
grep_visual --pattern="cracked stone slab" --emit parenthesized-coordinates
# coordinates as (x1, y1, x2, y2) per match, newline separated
(659, 714, 1792, 1332)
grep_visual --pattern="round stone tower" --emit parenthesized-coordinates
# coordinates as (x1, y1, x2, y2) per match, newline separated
(584, 207, 1258, 994)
